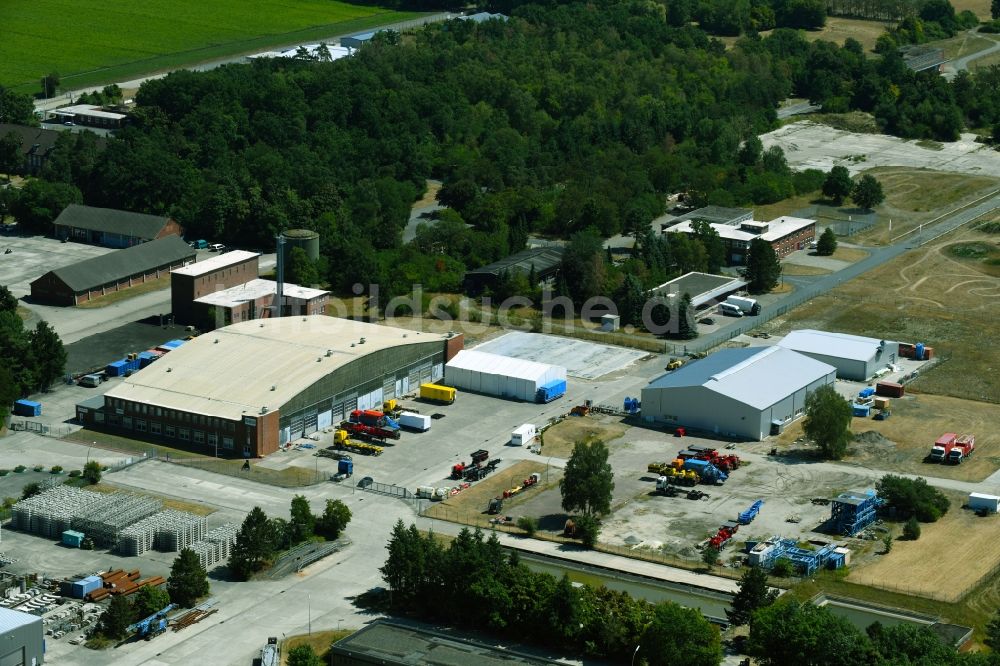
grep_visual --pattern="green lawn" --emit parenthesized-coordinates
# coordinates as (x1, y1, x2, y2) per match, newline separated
(0, 0, 421, 91)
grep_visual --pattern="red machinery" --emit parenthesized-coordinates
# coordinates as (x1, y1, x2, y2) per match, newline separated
(707, 521, 739, 549)
(341, 420, 400, 441)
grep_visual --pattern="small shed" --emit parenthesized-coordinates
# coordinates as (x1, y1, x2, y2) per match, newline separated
(601, 314, 620, 331)
(969, 493, 1000, 514)
(62, 530, 85, 548)
(13, 400, 41, 417)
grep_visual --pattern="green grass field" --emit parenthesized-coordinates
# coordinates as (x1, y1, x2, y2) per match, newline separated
(0, 0, 421, 92)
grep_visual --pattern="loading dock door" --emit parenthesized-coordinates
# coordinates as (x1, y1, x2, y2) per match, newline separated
(303, 409, 318, 435)
(317, 410, 332, 430)
(289, 416, 304, 442)
(383, 378, 396, 400)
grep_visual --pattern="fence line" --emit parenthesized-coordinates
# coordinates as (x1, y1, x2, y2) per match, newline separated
(890, 188, 1000, 244)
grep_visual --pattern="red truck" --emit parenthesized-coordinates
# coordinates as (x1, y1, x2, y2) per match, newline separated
(929, 433, 957, 462)
(677, 448, 741, 472)
(946, 434, 976, 464)
(340, 420, 401, 441)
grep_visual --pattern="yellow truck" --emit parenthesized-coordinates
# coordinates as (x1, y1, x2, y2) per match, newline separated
(419, 383, 455, 404)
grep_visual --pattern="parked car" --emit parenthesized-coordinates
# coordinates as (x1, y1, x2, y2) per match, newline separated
(699, 317, 715, 325)
(208, 243, 226, 252)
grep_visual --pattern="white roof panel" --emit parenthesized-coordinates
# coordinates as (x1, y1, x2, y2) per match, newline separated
(777, 329, 886, 362)
(0, 608, 41, 633)
(446, 349, 560, 383)
(171, 251, 259, 277)
(194, 278, 327, 307)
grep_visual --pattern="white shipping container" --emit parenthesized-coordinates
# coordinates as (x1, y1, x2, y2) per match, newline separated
(398, 412, 431, 432)
(969, 493, 1000, 513)
(511, 423, 537, 447)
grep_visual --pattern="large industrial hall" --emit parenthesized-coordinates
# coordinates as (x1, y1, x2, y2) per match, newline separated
(641, 346, 836, 440)
(76, 317, 463, 457)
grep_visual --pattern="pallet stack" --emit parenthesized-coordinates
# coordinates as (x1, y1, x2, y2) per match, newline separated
(189, 524, 238, 570)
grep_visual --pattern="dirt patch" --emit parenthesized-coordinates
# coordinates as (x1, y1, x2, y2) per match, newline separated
(775, 394, 1000, 481)
(412, 180, 442, 208)
(802, 17, 889, 51)
(951, 0, 992, 18)
(770, 226, 1000, 403)
(423, 460, 555, 526)
(539, 415, 629, 459)
(848, 492, 1000, 602)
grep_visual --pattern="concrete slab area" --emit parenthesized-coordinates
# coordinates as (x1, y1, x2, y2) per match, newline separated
(474, 331, 648, 379)
(0, 235, 110, 297)
(761, 121, 1000, 177)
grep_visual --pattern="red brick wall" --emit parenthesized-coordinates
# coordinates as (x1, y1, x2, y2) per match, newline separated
(156, 218, 185, 240)
(445, 334, 465, 362)
(770, 224, 816, 258)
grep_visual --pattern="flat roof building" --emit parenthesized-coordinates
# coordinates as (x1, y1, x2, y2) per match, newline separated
(171, 251, 260, 324)
(445, 349, 566, 401)
(669, 205, 754, 227)
(30, 235, 195, 306)
(330, 619, 562, 666)
(641, 346, 836, 440)
(50, 103, 128, 129)
(777, 329, 898, 381)
(667, 215, 816, 265)
(78, 317, 464, 456)
(53, 204, 183, 248)
(192, 278, 329, 329)
(651, 271, 748, 309)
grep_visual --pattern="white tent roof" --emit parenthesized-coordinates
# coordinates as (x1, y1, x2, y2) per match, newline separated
(446, 349, 560, 382)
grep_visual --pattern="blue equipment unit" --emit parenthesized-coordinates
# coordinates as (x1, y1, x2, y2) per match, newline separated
(536, 379, 567, 403)
(852, 404, 871, 417)
(858, 387, 875, 398)
(739, 500, 764, 525)
(338, 460, 354, 476)
(127, 603, 177, 639)
(13, 399, 42, 417)
(830, 490, 883, 536)
(683, 458, 727, 483)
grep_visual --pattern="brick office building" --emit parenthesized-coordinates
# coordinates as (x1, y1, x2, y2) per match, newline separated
(666, 215, 816, 265)
(170, 251, 260, 324)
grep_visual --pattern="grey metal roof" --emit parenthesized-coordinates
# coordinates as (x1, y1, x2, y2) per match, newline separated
(0, 608, 41, 633)
(647, 346, 835, 410)
(52, 204, 171, 239)
(77, 394, 106, 409)
(672, 205, 753, 226)
(652, 271, 748, 308)
(466, 246, 565, 278)
(42, 235, 195, 292)
(777, 329, 886, 363)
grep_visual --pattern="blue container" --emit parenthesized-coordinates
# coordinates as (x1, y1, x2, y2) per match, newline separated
(13, 399, 42, 417)
(138, 351, 159, 368)
(853, 404, 871, 417)
(62, 530, 85, 548)
(70, 574, 101, 598)
(338, 460, 354, 476)
(106, 360, 128, 377)
(162, 339, 185, 350)
(858, 387, 875, 398)
(915, 343, 925, 361)
(536, 379, 567, 403)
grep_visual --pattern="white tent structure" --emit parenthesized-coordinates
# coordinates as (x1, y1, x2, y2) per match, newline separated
(445, 350, 566, 401)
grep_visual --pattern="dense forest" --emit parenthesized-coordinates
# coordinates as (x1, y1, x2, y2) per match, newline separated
(3, 0, 1000, 308)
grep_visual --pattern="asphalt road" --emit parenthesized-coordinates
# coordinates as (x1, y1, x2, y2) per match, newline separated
(683, 191, 1000, 354)
(942, 30, 1000, 80)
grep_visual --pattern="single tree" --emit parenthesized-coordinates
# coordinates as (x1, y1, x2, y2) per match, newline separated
(316, 499, 352, 540)
(0, 285, 18, 314)
(867, 622, 956, 664)
(0, 366, 18, 423)
(770, 557, 793, 577)
(316, 42, 333, 62)
(985, 609, 1000, 651)
(573, 514, 600, 548)
(745, 237, 782, 293)
(41, 72, 60, 99)
(851, 174, 885, 210)
(748, 602, 876, 666)
(822, 166, 853, 204)
(702, 546, 719, 568)
(286, 246, 319, 287)
(168, 547, 210, 607)
(560, 439, 614, 518)
(882, 534, 893, 554)
(615, 273, 646, 328)
(640, 601, 723, 666)
(0, 131, 21, 178)
(727, 566, 779, 626)
(815, 227, 838, 256)
(29, 320, 66, 391)
(875, 475, 950, 521)
(690, 220, 725, 273)
(738, 136, 763, 166)
(903, 516, 921, 540)
(130, 584, 170, 620)
(82, 460, 102, 485)
(21, 482, 41, 500)
(803, 385, 853, 460)
(288, 494, 315, 544)
(287, 644, 323, 666)
(229, 506, 276, 580)
(97, 594, 134, 640)
(674, 292, 698, 339)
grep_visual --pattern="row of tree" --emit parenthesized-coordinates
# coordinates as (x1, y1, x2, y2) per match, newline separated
(228, 498, 351, 580)
(380, 522, 723, 664)
(0, 286, 67, 419)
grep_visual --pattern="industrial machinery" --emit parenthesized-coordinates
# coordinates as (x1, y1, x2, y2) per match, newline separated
(261, 637, 279, 666)
(127, 603, 176, 640)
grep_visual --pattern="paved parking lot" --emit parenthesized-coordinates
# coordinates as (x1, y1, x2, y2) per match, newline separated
(0, 235, 110, 298)
(473, 330, 649, 379)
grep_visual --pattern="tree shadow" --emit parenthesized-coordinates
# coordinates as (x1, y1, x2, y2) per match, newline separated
(350, 587, 391, 615)
(537, 512, 571, 532)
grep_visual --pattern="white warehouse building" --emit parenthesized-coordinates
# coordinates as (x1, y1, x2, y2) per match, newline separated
(777, 329, 898, 381)
(641, 346, 836, 440)
(445, 349, 566, 402)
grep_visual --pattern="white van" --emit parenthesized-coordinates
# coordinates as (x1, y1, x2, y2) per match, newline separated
(719, 303, 744, 317)
(208, 243, 226, 252)
(511, 423, 538, 447)
(78, 374, 103, 388)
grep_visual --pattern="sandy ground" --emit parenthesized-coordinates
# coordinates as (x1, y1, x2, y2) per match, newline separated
(762, 122, 1000, 178)
(848, 492, 1000, 602)
(423, 459, 554, 526)
(776, 394, 1000, 482)
(539, 415, 629, 459)
(473, 331, 649, 380)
